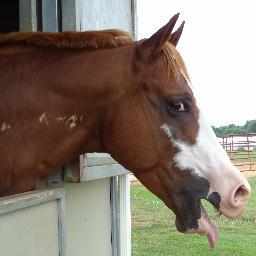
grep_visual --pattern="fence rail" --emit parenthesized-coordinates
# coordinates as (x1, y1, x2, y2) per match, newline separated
(219, 133, 256, 173)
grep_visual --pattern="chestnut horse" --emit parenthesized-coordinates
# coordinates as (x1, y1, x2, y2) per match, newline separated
(0, 14, 250, 247)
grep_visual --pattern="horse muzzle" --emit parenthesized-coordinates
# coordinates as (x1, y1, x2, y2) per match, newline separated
(183, 182, 250, 248)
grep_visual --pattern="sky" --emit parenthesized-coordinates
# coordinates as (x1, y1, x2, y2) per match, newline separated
(137, 0, 256, 126)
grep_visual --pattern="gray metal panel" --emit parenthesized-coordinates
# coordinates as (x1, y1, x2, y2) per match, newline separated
(62, 0, 137, 35)
(0, 188, 63, 216)
(65, 180, 112, 256)
(19, 0, 38, 32)
(42, 0, 58, 32)
(80, 0, 133, 33)
(64, 157, 129, 182)
(0, 188, 64, 215)
(0, 188, 66, 256)
(46, 168, 64, 187)
(85, 156, 116, 167)
(62, 0, 81, 31)
(82, 164, 129, 181)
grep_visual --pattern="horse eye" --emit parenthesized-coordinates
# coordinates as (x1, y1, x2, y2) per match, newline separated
(167, 101, 188, 113)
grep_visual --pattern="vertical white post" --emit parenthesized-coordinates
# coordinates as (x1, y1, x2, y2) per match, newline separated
(118, 174, 131, 256)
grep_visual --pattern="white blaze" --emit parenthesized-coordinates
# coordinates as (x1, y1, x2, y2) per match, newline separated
(161, 110, 251, 194)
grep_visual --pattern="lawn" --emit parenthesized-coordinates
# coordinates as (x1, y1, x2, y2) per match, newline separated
(131, 177, 256, 256)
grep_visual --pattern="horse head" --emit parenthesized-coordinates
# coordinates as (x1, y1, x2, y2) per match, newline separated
(103, 14, 250, 247)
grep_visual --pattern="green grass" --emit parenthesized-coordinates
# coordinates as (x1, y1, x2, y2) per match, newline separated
(131, 177, 256, 256)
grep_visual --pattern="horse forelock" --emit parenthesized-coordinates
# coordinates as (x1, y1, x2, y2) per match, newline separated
(163, 43, 191, 86)
(0, 29, 134, 51)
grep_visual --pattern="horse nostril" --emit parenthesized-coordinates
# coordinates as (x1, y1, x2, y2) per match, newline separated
(233, 185, 250, 205)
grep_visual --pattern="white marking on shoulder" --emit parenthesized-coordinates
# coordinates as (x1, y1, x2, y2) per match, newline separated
(56, 116, 67, 121)
(38, 113, 49, 124)
(1, 122, 11, 132)
(67, 115, 78, 129)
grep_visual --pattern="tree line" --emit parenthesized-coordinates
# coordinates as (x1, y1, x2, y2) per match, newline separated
(212, 119, 256, 137)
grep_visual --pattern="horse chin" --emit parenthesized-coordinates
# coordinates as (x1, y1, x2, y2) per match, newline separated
(219, 204, 246, 219)
(176, 203, 219, 248)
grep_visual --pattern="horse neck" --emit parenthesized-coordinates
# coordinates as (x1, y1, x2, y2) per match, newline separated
(55, 45, 135, 153)
(0, 44, 135, 155)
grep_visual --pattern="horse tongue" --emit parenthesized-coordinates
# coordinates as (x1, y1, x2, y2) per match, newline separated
(200, 204, 219, 247)
(207, 226, 219, 248)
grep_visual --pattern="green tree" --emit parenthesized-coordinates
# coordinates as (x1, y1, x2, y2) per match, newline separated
(212, 119, 256, 136)
(245, 120, 256, 133)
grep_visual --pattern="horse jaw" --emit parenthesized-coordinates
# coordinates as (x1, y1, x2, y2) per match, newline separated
(182, 203, 218, 247)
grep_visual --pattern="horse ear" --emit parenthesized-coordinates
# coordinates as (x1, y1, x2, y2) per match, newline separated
(169, 21, 185, 47)
(137, 13, 180, 61)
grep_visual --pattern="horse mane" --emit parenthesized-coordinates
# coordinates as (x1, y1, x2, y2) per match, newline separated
(0, 29, 134, 50)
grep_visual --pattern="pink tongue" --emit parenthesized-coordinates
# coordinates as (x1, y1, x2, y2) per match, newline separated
(207, 224, 219, 247)
(201, 205, 219, 247)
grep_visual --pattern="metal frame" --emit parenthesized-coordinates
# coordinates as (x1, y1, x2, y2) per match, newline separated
(19, 0, 38, 32)
(131, 0, 138, 38)
(42, 0, 58, 32)
(82, 163, 129, 181)
(110, 175, 131, 256)
(61, 0, 81, 31)
(110, 177, 120, 256)
(219, 133, 256, 172)
(0, 188, 66, 256)
(65, 155, 129, 182)
(118, 174, 131, 256)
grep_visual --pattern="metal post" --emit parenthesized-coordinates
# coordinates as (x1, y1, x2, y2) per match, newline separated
(110, 174, 131, 256)
(42, 0, 58, 32)
(110, 176, 120, 256)
(118, 174, 131, 256)
(19, 0, 38, 32)
(131, 0, 138, 38)
(58, 189, 66, 256)
(61, 0, 81, 31)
